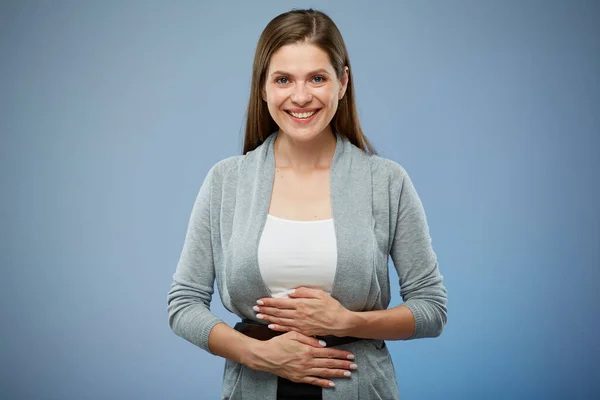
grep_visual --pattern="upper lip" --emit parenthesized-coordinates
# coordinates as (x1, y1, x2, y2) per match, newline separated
(286, 108, 320, 113)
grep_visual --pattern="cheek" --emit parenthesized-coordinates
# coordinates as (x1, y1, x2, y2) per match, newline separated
(265, 98, 281, 117)
(325, 94, 340, 113)
(318, 87, 340, 109)
(266, 91, 287, 111)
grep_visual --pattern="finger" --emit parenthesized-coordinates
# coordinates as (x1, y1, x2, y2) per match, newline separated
(313, 358, 358, 371)
(298, 376, 336, 389)
(255, 306, 295, 319)
(287, 331, 327, 348)
(266, 323, 296, 333)
(257, 314, 297, 327)
(288, 287, 324, 299)
(256, 298, 296, 309)
(313, 347, 356, 361)
(308, 367, 353, 379)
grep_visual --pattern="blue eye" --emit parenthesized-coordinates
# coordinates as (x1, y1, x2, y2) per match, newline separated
(312, 76, 324, 83)
(276, 77, 289, 84)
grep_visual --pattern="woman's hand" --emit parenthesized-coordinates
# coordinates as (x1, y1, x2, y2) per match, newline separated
(255, 287, 354, 337)
(247, 331, 357, 388)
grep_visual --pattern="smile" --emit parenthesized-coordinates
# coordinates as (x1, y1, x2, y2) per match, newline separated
(285, 109, 321, 122)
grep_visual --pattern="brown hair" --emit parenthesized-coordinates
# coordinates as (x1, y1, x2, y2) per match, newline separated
(242, 9, 377, 155)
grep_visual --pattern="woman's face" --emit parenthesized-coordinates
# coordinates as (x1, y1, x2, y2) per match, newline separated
(263, 42, 348, 142)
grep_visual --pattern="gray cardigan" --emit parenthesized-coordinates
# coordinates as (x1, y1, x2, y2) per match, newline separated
(167, 132, 447, 399)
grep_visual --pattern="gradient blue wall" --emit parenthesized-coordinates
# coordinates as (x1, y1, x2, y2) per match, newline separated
(1, 1, 598, 399)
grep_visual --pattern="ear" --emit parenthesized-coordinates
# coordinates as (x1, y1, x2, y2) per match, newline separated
(339, 66, 349, 100)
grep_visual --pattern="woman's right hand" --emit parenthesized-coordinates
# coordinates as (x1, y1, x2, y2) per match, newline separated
(247, 331, 358, 388)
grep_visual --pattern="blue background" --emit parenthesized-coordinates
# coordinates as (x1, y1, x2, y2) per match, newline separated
(1, 0, 598, 399)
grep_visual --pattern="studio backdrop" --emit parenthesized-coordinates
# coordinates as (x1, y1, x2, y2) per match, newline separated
(1, 1, 598, 399)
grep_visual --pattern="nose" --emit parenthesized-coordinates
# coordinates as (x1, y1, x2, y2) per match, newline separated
(290, 83, 312, 106)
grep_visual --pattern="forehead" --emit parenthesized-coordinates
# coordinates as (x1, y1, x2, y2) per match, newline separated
(268, 43, 334, 75)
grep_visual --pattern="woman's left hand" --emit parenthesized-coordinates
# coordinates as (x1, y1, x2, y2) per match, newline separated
(254, 287, 353, 337)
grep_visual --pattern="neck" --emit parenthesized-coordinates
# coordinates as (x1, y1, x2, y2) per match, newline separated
(274, 128, 337, 170)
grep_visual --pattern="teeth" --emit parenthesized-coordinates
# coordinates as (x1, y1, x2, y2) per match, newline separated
(289, 110, 317, 119)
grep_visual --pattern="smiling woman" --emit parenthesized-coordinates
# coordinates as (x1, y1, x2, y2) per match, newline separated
(167, 8, 447, 400)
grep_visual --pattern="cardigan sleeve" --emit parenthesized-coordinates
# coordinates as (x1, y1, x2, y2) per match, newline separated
(167, 165, 224, 354)
(389, 166, 448, 339)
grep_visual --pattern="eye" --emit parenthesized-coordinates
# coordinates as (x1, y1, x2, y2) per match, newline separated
(275, 77, 289, 85)
(312, 76, 325, 83)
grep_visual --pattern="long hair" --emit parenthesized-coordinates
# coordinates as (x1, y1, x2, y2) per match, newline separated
(242, 9, 377, 155)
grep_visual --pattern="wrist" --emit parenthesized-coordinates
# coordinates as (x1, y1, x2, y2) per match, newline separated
(239, 338, 266, 370)
(340, 310, 362, 337)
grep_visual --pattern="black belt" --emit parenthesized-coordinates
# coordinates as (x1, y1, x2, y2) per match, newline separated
(234, 319, 362, 348)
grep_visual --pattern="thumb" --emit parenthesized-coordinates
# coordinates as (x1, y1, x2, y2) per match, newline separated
(288, 287, 321, 299)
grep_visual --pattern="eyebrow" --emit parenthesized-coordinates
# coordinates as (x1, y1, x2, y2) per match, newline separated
(269, 68, 332, 77)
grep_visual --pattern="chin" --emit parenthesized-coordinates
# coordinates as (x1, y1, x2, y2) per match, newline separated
(283, 128, 322, 141)
(278, 122, 332, 142)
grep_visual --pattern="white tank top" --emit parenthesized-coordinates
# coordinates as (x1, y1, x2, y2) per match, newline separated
(257, 214, 338, 298)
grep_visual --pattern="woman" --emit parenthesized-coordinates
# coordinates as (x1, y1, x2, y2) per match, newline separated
(168, 9, 447, 400)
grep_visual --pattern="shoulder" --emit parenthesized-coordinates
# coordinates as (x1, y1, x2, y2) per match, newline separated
(203, 135, 274, 187)
(210, 155, 244, 176)
(368, 155, 426, 213)
(368, 154, 409, 191)
(201, 155, 244, 189)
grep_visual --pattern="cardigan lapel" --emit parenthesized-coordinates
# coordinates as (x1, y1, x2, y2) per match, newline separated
(328, 134, 379, 311)
(226, 134, 277, 318)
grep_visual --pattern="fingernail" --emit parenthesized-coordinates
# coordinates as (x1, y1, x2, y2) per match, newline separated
(288, 289, 296, 294)
(347, 354, 355, 360)
(252, 306, 260, 312)
(318, 340, 327, 347)
(256, 300, 264, 305)
(328, 382, 335, 387)
(268, 324, 275, 329)
(256, 314, 264, 319)
(344, 371, 351, 377)
(350, 363, 358, 369)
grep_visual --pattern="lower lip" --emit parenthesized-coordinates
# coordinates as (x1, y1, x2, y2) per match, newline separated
(286, 109, 321, 124)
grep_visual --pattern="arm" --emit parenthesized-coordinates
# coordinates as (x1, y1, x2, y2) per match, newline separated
(343, 166, 447, 340)
(167, 165, 227, 353)
(340, 305, 416, 340)
(256, 289, 416, 340)
(207, 322, 261, 365)
(389, 167, 447, 338)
